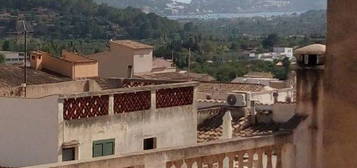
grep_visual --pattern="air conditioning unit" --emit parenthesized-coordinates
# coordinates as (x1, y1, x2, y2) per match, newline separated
(227, 93, 248, 107)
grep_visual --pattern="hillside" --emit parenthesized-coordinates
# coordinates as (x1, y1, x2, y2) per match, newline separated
(95, 0, 327, 16)
(0, 0, 180, 40)
(193, 10, 326, 36)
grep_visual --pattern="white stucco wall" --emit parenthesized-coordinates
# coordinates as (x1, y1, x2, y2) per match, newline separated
(133, 49, 153, 74)
(251, 88, 294, 105)
(60, 104, 197, 161)
(0, 96, 59, 167)
(89, 43, 153, 78)
(90, 45, 134, 78)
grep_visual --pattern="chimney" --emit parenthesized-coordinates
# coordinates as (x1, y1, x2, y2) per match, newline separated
(273, 92, 279, 104)
(127, 65, 133, 78)
(294, 44, 325, 168)
(222, 111, 233, 139)
(250, 100, 256, 115)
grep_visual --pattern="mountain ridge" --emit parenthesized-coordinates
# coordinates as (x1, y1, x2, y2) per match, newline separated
(95, 0, 327, 16)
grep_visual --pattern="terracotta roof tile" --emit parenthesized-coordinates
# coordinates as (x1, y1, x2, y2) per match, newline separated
(153, 58, 173, 69)
(62, 51, 97, 63)
(244, 72, 274, 78)
(197, 82, 265, 101)
(197, 107, 281, 143)
(111, 40, 153, 50)
(135, 72, 215, 82)
(0, 65, 70, 89)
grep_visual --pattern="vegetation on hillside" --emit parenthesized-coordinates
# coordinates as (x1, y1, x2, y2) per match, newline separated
(0, 0, 326, 81)
(0, 0, 180, 39)
(0, 53, 5, 64)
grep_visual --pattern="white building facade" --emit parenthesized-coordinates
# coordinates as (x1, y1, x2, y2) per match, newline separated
(0, 51, 27, 65)
(0, 80, 198, 167)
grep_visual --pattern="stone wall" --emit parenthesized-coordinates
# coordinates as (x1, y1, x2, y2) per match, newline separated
(26, 80, 90, 98)
(322, 1, 357, 168)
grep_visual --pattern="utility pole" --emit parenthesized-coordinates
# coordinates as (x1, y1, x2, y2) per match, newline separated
(22, 20, 28, 97)
(187, 48, 191, 81)
(171, 50, 174, 66)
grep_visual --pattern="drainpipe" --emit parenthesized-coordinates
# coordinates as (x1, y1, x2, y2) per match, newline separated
(222, 111, 233, 139)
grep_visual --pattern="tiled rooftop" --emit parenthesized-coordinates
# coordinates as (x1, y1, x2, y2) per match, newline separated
(197, 82, 265, 101)
(197, 109, 305, 143)
(62, 51, 97, 63)
(111, 40, 153, 50)
(0, 65, 70, 88)
(135, 72, 215, 82)
(197, 111, 278, 143)
(153, 58, 173, 69)
(244, 71, 274, 78)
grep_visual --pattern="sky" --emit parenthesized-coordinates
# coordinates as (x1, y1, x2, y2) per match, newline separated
(175, 0, 191, 3)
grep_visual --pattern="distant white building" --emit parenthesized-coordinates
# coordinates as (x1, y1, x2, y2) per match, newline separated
(232, 72, 280, 86)
(0, 51, 26, 65)
(249, 47, 294, 62)
(273, 47, 294, 59)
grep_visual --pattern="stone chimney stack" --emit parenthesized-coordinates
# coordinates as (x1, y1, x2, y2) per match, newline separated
(294, 44, 326, 168)
(273, 92, 279, 104)
(322, 1, 357, 167)
(222, 111, 233, 139)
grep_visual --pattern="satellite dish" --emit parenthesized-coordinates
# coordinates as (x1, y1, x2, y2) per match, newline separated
(227, 94, 237, 106)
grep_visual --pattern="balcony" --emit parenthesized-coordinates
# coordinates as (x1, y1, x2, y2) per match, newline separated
(24, 133, 293, 168)
(59, 80, 198, 121)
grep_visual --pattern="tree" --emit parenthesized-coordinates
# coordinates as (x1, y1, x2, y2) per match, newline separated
(0, 53, 5, 64)
(262, 34, 280, 49)
(2, 40, 10, 51)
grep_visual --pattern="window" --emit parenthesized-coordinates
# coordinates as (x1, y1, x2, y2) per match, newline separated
(143, 137, 157, 150)
(127, 65, 133, 78)
(93, 139, 115, 157)
(62, 147, 76, 161)
(303, 54, 318, 66)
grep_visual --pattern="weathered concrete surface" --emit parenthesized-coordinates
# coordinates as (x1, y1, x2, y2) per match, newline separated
(57, 82, 199, 162)
(23, 134, 292, 168)
(293, 65, 324, 168)
(0, 96, 59, 167)
(26, 80, 90, 98)
(323, 1, 357, 168)
(61, 105, 197, 160)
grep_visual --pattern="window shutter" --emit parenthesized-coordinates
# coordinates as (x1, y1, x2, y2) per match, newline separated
(93, 143, 103, 157)
(103, 141, 114, 156)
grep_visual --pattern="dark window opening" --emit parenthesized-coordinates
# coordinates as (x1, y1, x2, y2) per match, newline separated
(93, 139, 115, 157)
(62, 147, 76, 161)
(303, 54, 318, 66)
(144, 137, 157, 150)
(127, 65, 133, 78)
(308, 54, 318, 65)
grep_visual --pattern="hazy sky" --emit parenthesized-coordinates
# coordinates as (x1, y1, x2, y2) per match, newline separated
(176, 0, 191, 3)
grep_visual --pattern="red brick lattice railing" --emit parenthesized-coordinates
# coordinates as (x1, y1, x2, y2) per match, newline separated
(63, 95, 109, 120)
(121, 79, 172, 88)
(156, 87, 194, 108)
(62, 84, 196, 120)
(114, 91, 151, 113)
(166, 145, 282, 168)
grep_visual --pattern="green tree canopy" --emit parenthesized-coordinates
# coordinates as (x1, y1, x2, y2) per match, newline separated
(262, 34, 280, 49)
(2, 40, 10, 51)
(0, 53, 5, 64)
